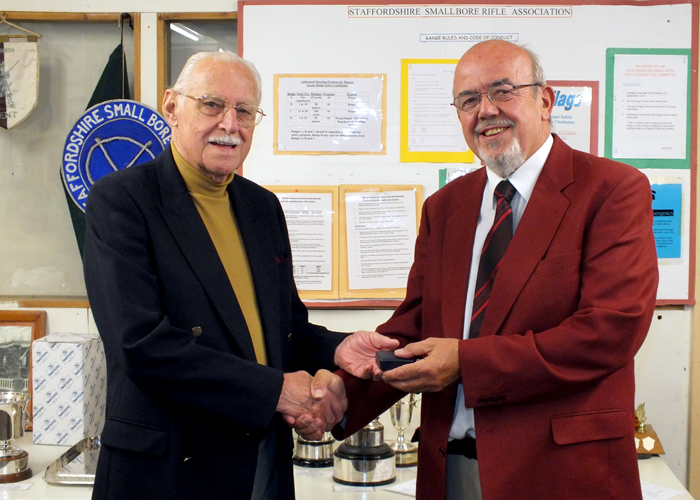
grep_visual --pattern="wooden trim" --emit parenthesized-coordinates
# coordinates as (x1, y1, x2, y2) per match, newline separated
(133, 13, 141, 102)
(689, 40, 700, 494)
(304, 300, 401, 310)
(690, 316, 700, 495)
(161, 12, 238, 21)
(654, 305, 687, 311)
(2, 12, 124, 22)
(0, 299, 90, 309)
(0, 310, 47, 430)
(156, 12, 238, 112)
(157, 14, 166, 113)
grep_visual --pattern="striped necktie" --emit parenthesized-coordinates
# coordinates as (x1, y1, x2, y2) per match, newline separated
(469, 180, 516, 339)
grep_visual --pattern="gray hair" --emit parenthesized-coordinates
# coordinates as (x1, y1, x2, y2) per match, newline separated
(520, 45, 551, 124)
(521, 45, 547, 88)
(172, 51, 262, 105)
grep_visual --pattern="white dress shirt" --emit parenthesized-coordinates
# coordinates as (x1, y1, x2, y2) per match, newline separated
(449, 134, 554, 441)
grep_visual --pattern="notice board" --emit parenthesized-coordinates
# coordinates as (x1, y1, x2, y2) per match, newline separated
(238, 0, 698, 304)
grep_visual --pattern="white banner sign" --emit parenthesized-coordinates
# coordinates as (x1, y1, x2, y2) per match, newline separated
(0, 41, 39, 130)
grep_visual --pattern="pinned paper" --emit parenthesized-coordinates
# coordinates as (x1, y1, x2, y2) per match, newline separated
(386, 478, 417, 497)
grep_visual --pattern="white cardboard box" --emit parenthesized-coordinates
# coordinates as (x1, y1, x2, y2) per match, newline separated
(32, 333, 106, 446)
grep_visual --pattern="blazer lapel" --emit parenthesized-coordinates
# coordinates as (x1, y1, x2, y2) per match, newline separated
(228, 178, 283, 369)
(156, 150, 258, 362)
(480, 136, 575, 337)
(441, 170, 486, 339)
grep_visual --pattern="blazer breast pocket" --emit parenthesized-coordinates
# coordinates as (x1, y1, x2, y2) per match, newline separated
(534, 250, 582, 276)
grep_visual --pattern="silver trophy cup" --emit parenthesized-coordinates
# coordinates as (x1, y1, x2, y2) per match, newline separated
(0, 392, 32, 483)
(333, 418, 396, 486)
(293, 431, 335, 467)
(389, 394, 418, 466)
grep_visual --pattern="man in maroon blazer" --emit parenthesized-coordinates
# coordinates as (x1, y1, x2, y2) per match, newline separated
(339, 40, 658, 500)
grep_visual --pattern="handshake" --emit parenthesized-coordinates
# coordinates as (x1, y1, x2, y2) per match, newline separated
(276, 331, 462, 440)
(276, 368, 348, 441)
(276, 330, 400, 441)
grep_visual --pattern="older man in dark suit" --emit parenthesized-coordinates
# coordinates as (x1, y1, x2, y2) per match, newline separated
(84, 51, 396, 500)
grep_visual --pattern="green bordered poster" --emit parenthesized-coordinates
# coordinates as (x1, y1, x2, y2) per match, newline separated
(605, 48, 691, 169)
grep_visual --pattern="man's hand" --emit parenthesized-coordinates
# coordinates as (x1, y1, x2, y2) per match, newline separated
(310, 369, 348, 428)
(334, 330, 400, 380)
(291, 369, 348, 440)
(381, 338, 461, 393)
(277, 371, 323, 438)
(277, 370, 347, 441)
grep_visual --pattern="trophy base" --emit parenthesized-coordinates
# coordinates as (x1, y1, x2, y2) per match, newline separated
(0, 450, 32, 483)
(293, 434, 335, 468)
(394, 449, 418, 467)
(293, 457, 334, 468)
(390, 442, 418, 467)
(333, 442, 396, 486)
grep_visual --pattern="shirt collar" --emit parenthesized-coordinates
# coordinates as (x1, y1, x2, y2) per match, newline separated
(485, 134, 553, 203)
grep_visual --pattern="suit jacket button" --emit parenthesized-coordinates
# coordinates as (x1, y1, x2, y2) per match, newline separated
(287, 333, 293, 342)
(439, 447, 446, 457)
(191, 326, 203, 337)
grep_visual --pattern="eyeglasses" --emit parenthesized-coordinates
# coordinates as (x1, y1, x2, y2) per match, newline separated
(180, 94, 266, 127)
(451, 83, 542, 113)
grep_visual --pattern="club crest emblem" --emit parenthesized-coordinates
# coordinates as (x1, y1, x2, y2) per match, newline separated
(62, 100, 171, 211)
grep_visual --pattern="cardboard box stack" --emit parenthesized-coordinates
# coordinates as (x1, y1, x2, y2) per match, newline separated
(32, 333, 106, 446)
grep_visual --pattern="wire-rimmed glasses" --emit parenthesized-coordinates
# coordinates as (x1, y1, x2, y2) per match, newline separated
(180, 93, 265, 127)
(452, 82, 542, 113)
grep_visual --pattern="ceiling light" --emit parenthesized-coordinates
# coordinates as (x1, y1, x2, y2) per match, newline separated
(170, 23, 200, 41)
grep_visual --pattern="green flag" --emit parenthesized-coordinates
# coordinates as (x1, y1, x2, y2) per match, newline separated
(63, 44, 130, 257)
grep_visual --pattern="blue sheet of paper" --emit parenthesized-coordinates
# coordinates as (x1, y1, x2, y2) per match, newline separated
(651, 184, 682, 259)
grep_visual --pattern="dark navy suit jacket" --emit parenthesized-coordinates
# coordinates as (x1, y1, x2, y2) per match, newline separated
(84, 146, 346, 499)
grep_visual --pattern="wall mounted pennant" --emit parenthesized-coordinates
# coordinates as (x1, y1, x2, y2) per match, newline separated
(0, 40, 39, 130)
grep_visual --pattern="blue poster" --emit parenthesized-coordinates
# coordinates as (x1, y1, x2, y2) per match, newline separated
(651, 183, 682, 259)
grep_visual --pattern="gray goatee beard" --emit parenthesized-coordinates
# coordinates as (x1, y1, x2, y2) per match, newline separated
(473, 119, 525, 178)
(478, 136, 525, 178)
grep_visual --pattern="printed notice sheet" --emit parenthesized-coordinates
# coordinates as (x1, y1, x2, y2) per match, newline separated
(651, 183, 682, 259)
(345, 190, 418, 291)
(401, 60, 472, 163)
(549, 83, 596, 154)
(271, 189, 336, 295)
(275, 74, 385, 153)
(612, 53, 688, 159)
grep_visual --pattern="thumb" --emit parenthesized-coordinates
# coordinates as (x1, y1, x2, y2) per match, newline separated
(395, 340, 431, 358)
(310, 369, 332, 400)
(370, 332, 400, 350)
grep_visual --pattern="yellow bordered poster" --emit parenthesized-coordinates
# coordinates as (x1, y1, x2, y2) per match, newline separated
(265, 185, 339, 299)
(400, 59, 473, 163)
(274, 74, 387, 155)
(339, 184, 423, 299)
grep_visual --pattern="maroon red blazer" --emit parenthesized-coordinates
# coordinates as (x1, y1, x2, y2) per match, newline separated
(340, 136, 658, 500)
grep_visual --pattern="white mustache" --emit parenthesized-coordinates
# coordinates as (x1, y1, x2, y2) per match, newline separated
(208, 135, 242, 147)
(474, 118, 515, 135)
